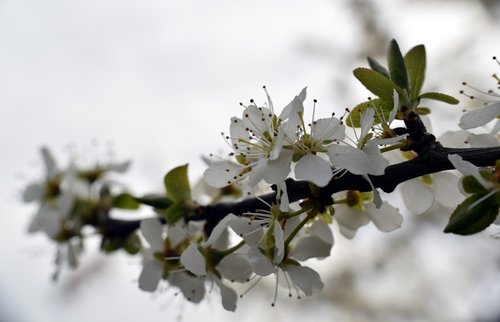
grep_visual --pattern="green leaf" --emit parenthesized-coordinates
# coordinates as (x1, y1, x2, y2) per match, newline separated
(346, 98, 393, 127)
(404, 45, 426, 100)
(123, 233, 141, 255)
(101, 237, 122, 253)
(353, 68, 401, 102)
(113, 193, 140, 210)
(367, 57, 389, 78)
(415, 107, 431, 115)
(134, 195, 172, 209)
(444, 192, 500, 235)
(164, 164, 192, 203)
(419, 92, 459, 105)
(387, 39, 409, 91)
(165, 202, 193, 225)
(462, 176, 489, 194)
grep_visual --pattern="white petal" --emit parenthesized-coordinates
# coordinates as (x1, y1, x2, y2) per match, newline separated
(229, 116, 248, 146)
(400, 179, 434, 215)
(467, 133, 499, 147)
(140, 218, 164, 252)
(284, 265, 323, 296)
(169, 272, 205, 303)
(448, 154, 492, 188)
(389, 89, 399, 123)
(217, 254, 252, 282)
(247, 247, 276, 276)
(205, 214, 238, 247)
(365, 201, 403, 232)
(180, 243, 206, 276)
(273, 220, 284, 264)
(105, 160, 131, 173)
(228, 217, 263, 246)
(248, 150, 293, 186)
(459, 101, 500, 129)
(166, 222, 188, 248)
(327, 144, 386, 175)
(311, 117, 345, 142)
(138, 260, 163, 292)
(310, 220, 334, 245)
(334, 206, 370, 231)
(203, 161, 243, 188)
(289, 236, 332, 260)
(22, 183, 42, 202)
(41, 147, 57, 177)
(294, 154, 332, 187)
(439, 130, 469, 148)
(432, 172, 464, 208)
(213, 276, 238, 312)
(338, 224, 357, 239)
(279, 87, 306, 120)
(360, 108, 375, 138)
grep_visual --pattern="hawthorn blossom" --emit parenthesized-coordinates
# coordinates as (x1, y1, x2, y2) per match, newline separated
(398, 150, 464, 215)
(243, 217, 332, 300)
(176, 215, 254, 311)
(203, 88, 306, 189)
(333, 190, 403, 239)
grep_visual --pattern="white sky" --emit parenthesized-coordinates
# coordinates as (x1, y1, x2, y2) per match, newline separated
(1, 1, 500, 321)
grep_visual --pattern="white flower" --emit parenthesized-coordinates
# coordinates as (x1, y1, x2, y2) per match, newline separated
(400, 172, 464, 215)
(459, 101, 500, 130)
(333, 190, 403, 239)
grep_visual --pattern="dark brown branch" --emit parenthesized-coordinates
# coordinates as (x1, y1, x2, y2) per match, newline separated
(102, 145, 500, 238)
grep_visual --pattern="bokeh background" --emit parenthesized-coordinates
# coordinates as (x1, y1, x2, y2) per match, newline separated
(1, 1, 500, 321)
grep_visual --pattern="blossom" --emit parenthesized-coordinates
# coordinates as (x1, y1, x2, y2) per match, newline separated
(333, 190, 403, 239)
(243, 215, 333, 300)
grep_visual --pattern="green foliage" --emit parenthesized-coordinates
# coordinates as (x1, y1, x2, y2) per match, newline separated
(164, 164, 192, 203)
(101, 233, 141, 255)
(163, 164, 195, 225)
(367, 57, 389, 78)
(349, 39, 459, 127)
(419, 92, 459, 105)
(404, 45, 426, 101)
(134, 195, 172, 209)
(113, 193, 141, 210)
(165, 202, 193, 224)
(353, 68, 400, 102)
(123, 233, 141, 255)
(388, 39, 409, 91)
(462, 176, 490, 194)
(346, 98, 393, 127)
(444, 191, 500, 235)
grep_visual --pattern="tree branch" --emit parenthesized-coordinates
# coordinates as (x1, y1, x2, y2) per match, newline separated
(102, 145, 500, 238)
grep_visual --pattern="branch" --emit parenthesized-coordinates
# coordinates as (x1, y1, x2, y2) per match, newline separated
(103, 145, 500, 237)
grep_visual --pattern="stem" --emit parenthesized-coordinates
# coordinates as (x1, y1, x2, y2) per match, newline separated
(284, 212, 314, 248)
(220, 240, 246, 256)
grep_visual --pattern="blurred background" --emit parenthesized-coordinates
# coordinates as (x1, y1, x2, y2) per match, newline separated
(1, 0, 500, 321)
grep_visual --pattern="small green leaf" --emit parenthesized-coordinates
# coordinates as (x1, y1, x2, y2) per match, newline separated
(462, 176, 489, 194)
(113, 193, 140, 210)
(367, 57, 390, 78)
(165, 202, 192, 225)
(444, 192, 500, 235)
(164, 164, 192, 203)
(101, 237, 122, 253)
(388, 39, 409, 91)
(123, 233, 141, 255)
(404, 45, 426, 100)
(134, 195, 172, 209)
(346, 98, 393, 127)
(419, 92, 459, 105)
(353, 68, 401, 102)
(415, 107, 431, 115)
